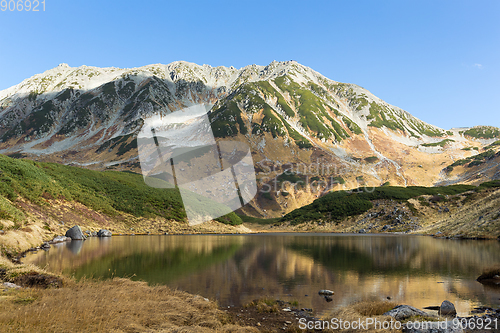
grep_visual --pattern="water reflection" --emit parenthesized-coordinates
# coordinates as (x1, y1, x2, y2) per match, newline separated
(26, 234, 500, 317)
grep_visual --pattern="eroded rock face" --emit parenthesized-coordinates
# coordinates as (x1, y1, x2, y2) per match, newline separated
(65, 225, 86, 240)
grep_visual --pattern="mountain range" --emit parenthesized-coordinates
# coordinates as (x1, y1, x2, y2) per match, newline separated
(0, 61, 499, 218)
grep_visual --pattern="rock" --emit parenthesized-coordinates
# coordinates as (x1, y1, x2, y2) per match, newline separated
(444, 207, 450, 213)
(403, 319, 464, 333)
(3, 282, 21, 289)
(324, 296, 333, 302)
(0, 230, 4, 235)
(358, 229, 366, 233)
(318, 290, 334, 295)
(439, 300, 457, 317)
(50, 235, 70, 244)
(65, 225, 86, 240)
(41, 242, 50, 249)
(97, 229, 112, 237)
(384, 305, 432, 321)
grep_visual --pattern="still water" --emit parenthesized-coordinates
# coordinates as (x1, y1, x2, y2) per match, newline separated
(26, 233, 500, 317)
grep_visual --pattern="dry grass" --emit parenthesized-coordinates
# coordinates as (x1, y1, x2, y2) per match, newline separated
(0, 277, 259, 333)
(351, 300, 399, 316)
(419, 188, 500, 238)
(323, 300, 402, 333)
(244, 298, 280, 313)
(477, 267, 500, 281)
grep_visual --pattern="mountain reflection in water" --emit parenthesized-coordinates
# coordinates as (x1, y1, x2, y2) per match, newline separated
(26, 233, 500, 317)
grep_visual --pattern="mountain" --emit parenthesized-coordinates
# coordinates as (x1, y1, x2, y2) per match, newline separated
(0, 61, 499, 218)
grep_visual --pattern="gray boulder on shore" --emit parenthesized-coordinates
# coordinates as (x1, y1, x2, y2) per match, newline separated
(97, 229, 112, 237)
(50, 235, 70, 244)
(3, 282, 21, 289)
(65, 225, 86, 240)
(383, 305, 433, 320)
(439, 300, 457, 317)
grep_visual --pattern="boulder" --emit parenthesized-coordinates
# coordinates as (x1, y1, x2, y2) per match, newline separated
(439, 300, 457, 317)
(318, 289, 334, 295)
(97, 229, 112, 237)
(384, 305, 432, 321)
(65, 225, 86, 240)
(3, 282, 21, 289)
(50, 235, 70, 244)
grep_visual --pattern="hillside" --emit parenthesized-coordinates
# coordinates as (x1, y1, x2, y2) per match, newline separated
(0, 154, 245, 253)
(0, 61, 499, 218)
(255, 180, 500, 239)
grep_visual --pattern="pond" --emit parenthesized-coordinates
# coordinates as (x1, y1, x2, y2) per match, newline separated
(25, 233, 500, 317)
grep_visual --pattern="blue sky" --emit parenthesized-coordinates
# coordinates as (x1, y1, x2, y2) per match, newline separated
(0, 0, 498, 129)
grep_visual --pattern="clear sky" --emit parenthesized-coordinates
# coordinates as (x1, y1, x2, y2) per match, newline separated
(0, 0, 498, 129)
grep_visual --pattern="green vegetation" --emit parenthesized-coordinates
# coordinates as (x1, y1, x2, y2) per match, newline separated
(274, 76, 348, 141)
(0, 154, 239, 226)
(461, 147, 479, 151)
(421, 139, 455, 148)
(277, 172, 303, 184)
(446, 149, 499, 171)
(367, 102, 405, 132)
(280, 117, 312, 148)
(296, 140, 313, 149)
(408, 120, 445, 137)
(281, 181, 500, 224)
(210, 101, 247, 138)
(485, 140, 500, 150)
(364, 156, 379, 163)
(55, 88, 73, 102)
(332, 176, 345, 184)
(461, 126, 500, 139)
(256, 105, 286, 138)
(342, 115, 363, 135)
(96, 133, 137, 156)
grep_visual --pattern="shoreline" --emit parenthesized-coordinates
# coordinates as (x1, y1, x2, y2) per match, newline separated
(2, 226, 500, 332)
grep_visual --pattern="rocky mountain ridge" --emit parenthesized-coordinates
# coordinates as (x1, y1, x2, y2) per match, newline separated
(0, 60, 499, 217)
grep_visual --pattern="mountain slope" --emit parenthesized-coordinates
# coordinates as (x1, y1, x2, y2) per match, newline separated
(0, 61, 499, 218)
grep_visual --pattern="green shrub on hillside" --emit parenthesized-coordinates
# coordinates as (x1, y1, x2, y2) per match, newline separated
(280, 182, 491, 224)
(461, 126, 500, 139)
(421, 139, 455, 148)
(0, 154, 243, 226)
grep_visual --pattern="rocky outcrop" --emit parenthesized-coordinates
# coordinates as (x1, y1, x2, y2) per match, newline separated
(65, 226, 86, 240)
(49, 235, 71, 244)
(383, 305, 432, 321)
(97, 229, 112, 237)
(439, 300, 457, 317)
